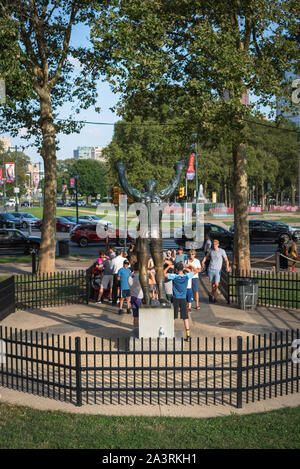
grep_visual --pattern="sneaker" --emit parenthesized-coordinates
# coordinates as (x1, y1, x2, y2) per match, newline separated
(127, 308, 132, 314)
(96, 299, 102, 304)
(184, 336, 191, 342)
(119, 309, 124, 315)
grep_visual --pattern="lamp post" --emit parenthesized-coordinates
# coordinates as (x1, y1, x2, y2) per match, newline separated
(71, 173, 79, 225)
(7, 145, 19, 212)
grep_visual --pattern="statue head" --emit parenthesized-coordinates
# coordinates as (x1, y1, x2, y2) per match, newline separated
(143, 178, 157, 192)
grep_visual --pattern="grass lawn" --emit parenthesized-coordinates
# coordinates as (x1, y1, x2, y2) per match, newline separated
(0, 403, 299, 449)
(0, 255, 33, 264)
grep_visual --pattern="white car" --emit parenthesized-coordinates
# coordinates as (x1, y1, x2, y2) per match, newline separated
(11, 212, 40, 229)
(79, 214, 112, 227)
(5, 199, 16, 207)
(91, 201, 101, 207)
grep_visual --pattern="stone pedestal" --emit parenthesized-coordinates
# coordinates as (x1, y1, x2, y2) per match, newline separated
(128, 305, 182, 350)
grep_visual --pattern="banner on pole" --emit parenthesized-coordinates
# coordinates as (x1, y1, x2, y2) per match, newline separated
(70, 177, 75, 189)
(33, 171, 39, 186)
(0, 168, 4, 184)
(185, 154, 195, 180)
(5, 162, 15, 182)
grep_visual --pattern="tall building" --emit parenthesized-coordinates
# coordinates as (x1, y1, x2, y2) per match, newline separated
(73, 146, 93, 160)
(0, 137, 12, 152)
(74, 145, 106, 162)
(92, 146, 106, 163)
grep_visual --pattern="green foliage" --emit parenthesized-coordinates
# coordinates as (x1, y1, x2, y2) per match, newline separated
(104, 116, 194, 191)
(0, 1, 101, 145)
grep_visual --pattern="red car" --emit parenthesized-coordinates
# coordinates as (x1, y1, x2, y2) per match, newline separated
(36, 217, 76, 233)
(70, 223, 134, 247)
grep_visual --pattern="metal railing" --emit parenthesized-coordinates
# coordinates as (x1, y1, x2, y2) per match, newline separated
(0, 327, 299, 409)
(220, 266, 300, 309)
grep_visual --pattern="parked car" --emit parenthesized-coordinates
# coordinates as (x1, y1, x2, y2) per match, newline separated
(63, 215, 91, 225)
(21, 201, 31, 208)
(77, 201, 86, 207)
(229, 219, 300, 243)
(11, 212, 40, 229)
(56, 200, 64, 206)
(36, 216, 76, 232)
(91, 201, 101, 207)
(0, 213, 22, 229)
(78, 215, 113, 227)
(5, 199, 16, 208)
(70, 223, 133, 248)
(0, 229, 40, 254)
(175, 223, 233, 250)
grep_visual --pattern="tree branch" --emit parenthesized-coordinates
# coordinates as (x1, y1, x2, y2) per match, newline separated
(49, 1, 80, 88)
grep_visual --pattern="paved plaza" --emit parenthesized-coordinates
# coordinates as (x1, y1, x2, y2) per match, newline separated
(0, 260, 299, 417)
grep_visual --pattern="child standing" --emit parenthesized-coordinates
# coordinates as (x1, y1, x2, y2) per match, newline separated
(117, 260, 132, 314)
(164, 262, 194, 341)
(128, 263, 144, 328)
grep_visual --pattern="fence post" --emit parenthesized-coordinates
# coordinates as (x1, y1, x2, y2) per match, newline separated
(275, 251, 280, 273)
(86, 270, 90, 305)
(75, 336, 82, 406)
(237, 336, 243, 409)
(226, 269, 230, 304)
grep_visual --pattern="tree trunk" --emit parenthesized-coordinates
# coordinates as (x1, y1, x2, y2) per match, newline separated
(291, 184, 296, 206)
(37, 91, 57, 274)
(261, 180, 265, 211)
(280, 190, 284, 206)
(233, 142, 251, 272)
(275, 192, 279, 206)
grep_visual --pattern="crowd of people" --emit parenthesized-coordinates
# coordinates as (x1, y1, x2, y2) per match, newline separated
(91, 237, 230, 341)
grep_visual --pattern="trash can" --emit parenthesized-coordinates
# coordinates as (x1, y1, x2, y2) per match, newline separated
(58, 240, 69, 258)
(236, 278, 259, 310)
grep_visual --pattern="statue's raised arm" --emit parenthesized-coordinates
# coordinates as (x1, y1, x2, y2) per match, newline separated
(116, 162, 143, 202)
(158, 160, 185, 201)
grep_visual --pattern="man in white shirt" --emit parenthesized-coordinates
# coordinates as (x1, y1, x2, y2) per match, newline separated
(111, 250, 126, 304)
(185, 249, 201, 310)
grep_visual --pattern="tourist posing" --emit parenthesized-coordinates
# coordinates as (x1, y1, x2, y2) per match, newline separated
(201, 239, 230, 303)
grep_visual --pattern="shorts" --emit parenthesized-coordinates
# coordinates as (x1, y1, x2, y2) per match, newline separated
(186, 288, 194, 303)
(192, 277, 199, 293)
(149, 284, 156, 292)
(131, 296, 142, 317)
(101, 275, 113, 289)
(208, 269, 221, 284)
(121, 289, 131, 298)
(173, 297, 188, 320)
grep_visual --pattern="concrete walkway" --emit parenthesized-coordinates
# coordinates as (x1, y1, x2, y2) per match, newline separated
(0, 270, 300, 417)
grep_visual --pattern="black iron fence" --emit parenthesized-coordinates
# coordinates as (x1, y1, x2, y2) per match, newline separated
(0, 277, 15, 321)
(14, 270, 89, 309)
(220, 267, 300, 309)
(0, 326, 299, 409)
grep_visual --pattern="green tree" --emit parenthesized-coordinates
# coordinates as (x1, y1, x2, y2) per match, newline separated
(0, 1, 100, 273)
(104, 116, 193, 192)
(73, 159, 107, 201)
(91, 0, 299, 270)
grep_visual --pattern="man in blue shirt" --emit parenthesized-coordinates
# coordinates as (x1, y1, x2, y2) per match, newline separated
(117, 260, 132, 314)
(164, 262, 194, 341)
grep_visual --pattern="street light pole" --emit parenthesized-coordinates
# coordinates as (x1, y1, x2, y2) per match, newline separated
(15, 146, 18, 212)
(75, 173, 79, 225)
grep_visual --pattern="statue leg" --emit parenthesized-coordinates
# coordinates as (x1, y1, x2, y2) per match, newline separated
(150, 237, 169, 306)
(136, 237, 151, 305)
